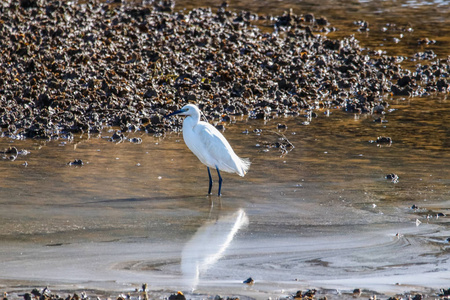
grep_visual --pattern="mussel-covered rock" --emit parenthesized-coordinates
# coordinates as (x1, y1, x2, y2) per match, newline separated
(0, 0, 448, 139)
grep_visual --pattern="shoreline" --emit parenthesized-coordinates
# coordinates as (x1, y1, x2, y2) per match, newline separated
(2, 281, 449, 300)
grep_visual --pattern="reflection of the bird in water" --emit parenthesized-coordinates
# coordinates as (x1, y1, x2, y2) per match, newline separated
(181, 208, 248, 290)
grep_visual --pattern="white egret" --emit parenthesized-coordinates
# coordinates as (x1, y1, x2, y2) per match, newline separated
(166, 104, 250, 195)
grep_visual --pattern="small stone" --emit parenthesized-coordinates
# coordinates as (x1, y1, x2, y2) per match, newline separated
(111, 131, 124, 142)
(215, 124, 225, 132)
(294, 290, 302, 299)
(168, 291, 185, 300)
(412, 294, 423, 300)
(386, 173, 398, 183)
(243, 277, 254, 284)
(130, 137, 142, 144)
(376, 136, 392, 144)
(68, 159, 84, 166)
(353, 288, 362, 296)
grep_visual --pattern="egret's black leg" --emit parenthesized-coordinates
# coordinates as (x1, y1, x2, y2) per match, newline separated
(216, 166, 223, 196)
(207, 167, 213, 194)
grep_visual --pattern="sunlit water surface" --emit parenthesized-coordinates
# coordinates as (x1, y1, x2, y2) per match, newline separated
(0, 95, 448, 298)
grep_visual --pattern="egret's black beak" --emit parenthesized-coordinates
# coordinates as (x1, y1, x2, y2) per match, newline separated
(164, 108, 187, 118)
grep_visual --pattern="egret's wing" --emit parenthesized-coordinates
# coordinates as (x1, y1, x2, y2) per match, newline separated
(196, 122, 248, 174)
(195, 123, 231, 163)
(182, 123, 212, 166)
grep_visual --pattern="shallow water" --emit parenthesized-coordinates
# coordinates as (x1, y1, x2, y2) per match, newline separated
(0, 94, 449, 298)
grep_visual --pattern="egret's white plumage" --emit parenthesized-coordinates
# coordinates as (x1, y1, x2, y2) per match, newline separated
(167, 104, 250, 195)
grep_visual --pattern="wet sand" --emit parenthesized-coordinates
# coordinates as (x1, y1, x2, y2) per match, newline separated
(1, 95, 449, 299)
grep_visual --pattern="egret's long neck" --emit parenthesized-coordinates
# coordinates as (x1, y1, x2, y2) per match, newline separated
(182, 112, 200, 130)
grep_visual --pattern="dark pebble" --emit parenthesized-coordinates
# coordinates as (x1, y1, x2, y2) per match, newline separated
(243, 277, 254, 284)
(1, 146, 21, 160)
(168, 292, 186, 300)
(412, 294, 423, 300)
(376, 136, 392, 144)
(5, 146, 18, 155)
(111, 131, 125, 142)
(303, 289, 317, 297)
(386, 173, 399, 183)
(294, 290, 303, 299)
(316, 16, 329, 26)
(68, 159, 83, 166)
(373, 117, 388, 123)
(353, 288, 362, 296)
(215, 124, 225, 132)
(130, 137, 142, 144)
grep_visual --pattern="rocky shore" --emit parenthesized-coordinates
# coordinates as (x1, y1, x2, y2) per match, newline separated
(0, 0, 449, 139)
(4, 286, 450, 300)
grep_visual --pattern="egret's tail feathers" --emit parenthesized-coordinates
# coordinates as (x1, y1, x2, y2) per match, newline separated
(238, 157, 251, 176)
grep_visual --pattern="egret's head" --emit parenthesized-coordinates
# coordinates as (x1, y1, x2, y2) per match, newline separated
(166, 104, 199, 118)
